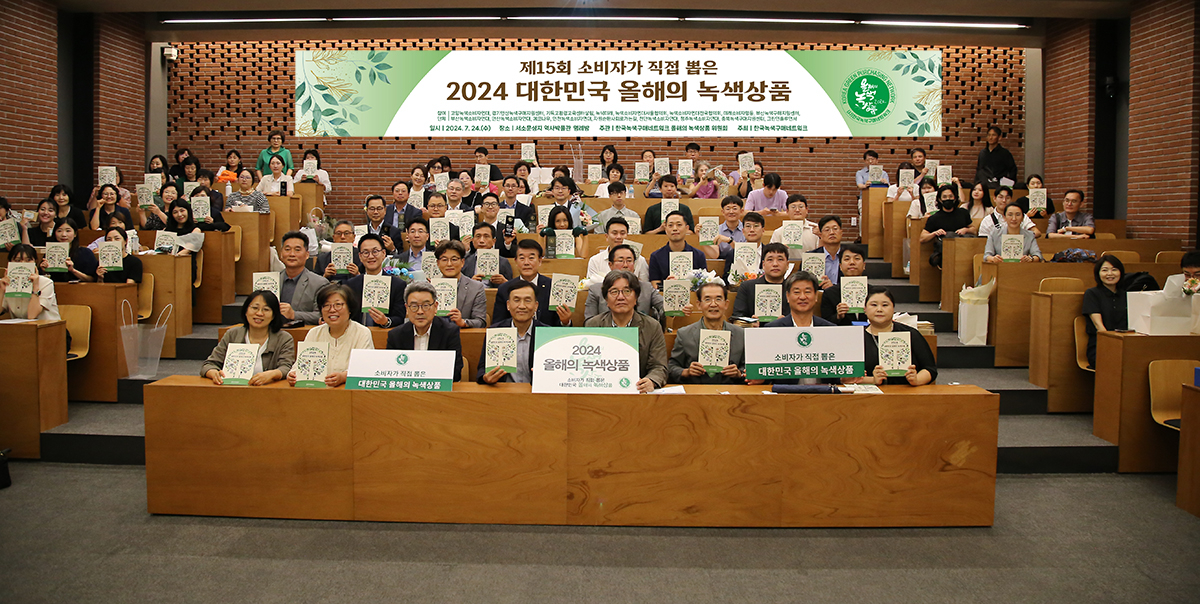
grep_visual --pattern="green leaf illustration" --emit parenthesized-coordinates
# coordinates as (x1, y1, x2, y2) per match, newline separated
(896, 52, 907, 59)
(321, 108, 337, 116)
(367, 49, 376, 61)
(315, 84, 328, 91)
(329, 118, 347, 125)
(350, 96, 362, 105)
(348, 113, 359, 124)
(371, 51, 388, 63)
(334, 128, 349, 137)
(369, 70, 376, 85)
(321, 93, 338, 105)
(355, 70, 362, 84)
(377, 72, 390, 85)
(311, 116, 319, 132)
(928, 58, 936, 73)
(915, 103, 925, 110)
(375, 63, 392, 71)
(908, 123, 919, 135)
(301, 97, 312, 114)
(906, 111, 917, 120)
(893, 64, 902, 71)
(357, 105, 372, 112)
(295, 82, 306, 100)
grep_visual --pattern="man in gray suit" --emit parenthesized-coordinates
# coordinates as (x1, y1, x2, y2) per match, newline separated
(584, 244, 663, 323)
(278, 230, 330, 325)
(435, 239, 488, 329)
(669, 281, 746, 384)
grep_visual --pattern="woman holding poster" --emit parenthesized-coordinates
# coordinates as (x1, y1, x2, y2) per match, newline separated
(0, 244, 59, 321)
(847, 287, 937, 386)
(289, 284, 375, 388)
(203, 291, 294, 386)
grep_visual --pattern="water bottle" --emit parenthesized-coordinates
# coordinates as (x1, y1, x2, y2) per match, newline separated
(128, 230, 140, 254)
(224, 182, 232, 199)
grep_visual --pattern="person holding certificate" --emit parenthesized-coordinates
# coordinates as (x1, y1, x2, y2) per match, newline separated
(95, 227, 143, 284)
(288, 283, 374, 387)
(492, 240, 573, 327)
(386, 281, 464, 382)
(477, 280, 546, 384)
(256, 154, 295, 197)
(669, 281, 746, 385)
(315, 220, 363, 283)
(43, 218, 97, 283)
(731, 242, 791, 325)
(984, 203, 1044, 264)
(647, 211, 708, 288)
(435, 239, 487, 329)
(277, 231, 328, 325)
(225, 169, 270, 214)
(584, 244, 664, 323)
(766, 270, 835, 327)
(820, 244, 868, 325)
(345, 234, 408, 328)
(540, 205, 589, 259)
(463, 223, 514, 287)
(0, 244, 59, 321)
(847, 287, 937, 386)
(584, 269, 669, 393)
(202, 291, 295, 386)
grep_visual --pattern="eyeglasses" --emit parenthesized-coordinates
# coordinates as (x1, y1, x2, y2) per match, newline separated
(360, 248, 385, 257)
(406, 302, 436, 310)
(482, 202, 499, 207)
(322, 302, 346, 311)
(608, 288, 635, 298)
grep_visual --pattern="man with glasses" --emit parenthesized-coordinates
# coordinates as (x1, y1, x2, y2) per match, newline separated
(315, 220, 363, 283)
(363, 195, 397, 253)
(384, 179, 423, 235)
(669, 281, 746, 385)
(385, 280, 464, 382)
(809, 215, 845, 288)
(586, 217, 650, 282)
(345, 233, 407, 328)
(476, 280, 545, 384)
(731, 242, 792, 325)
(463, 223, 514, 286)
(276, 230, 328, 325)
(584, 244, 663, 323)
(424, 192, 461, 243)
(397, 219, 430, 265)
(435, 239, 487, 329)
(446, 179, 469, 213)
(493, 239, 572, 327)
(541, 176, 594, 230)
(498, 175, 534, 225)
(583, 269, 669, 394)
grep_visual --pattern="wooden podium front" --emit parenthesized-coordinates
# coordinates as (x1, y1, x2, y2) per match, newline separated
(0, 320, 68, 457)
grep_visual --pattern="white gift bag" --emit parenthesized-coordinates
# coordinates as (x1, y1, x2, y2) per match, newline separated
(1127, 275, 1192, 335)
(957, 279, 995, 346)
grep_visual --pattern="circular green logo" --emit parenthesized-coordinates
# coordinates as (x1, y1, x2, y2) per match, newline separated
(797, 332, 813, 348)
(619, 377, 631, 388)
(841, 69, 895, 124)
(395, 354, 409, 365)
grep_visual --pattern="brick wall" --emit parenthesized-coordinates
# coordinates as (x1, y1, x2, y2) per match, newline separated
(1128, 0, 1200, 248)
(0, 0, 56, 210)
(93, 14, 146, 193)
(1043, 19, 1096, 203)
(167, 39, 1027, 237)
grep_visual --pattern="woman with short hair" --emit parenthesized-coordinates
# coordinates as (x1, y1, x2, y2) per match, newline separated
(225, 169, 270, 213)
(95, 227, 143, 284)
(1081, 255, 1127, 368)
(288, 283, 375, 387)
(846, 287, 937, 386)
(202, 291, 294, 386)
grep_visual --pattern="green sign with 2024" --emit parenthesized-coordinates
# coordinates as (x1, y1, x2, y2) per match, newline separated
(293, 49, 941, 138)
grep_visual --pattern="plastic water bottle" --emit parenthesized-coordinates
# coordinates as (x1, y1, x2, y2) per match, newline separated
(225, 182, 232, 199)
(128, 230, 140, 254)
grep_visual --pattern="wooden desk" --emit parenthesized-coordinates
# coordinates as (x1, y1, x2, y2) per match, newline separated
(225, 212, 272, 295)
(1028, 292, 1093, 412)
(144, 377, 999, 527)
(908, 218, 941, 302)
(943, 238, 1182, 330)
(1093, 332, 1199, 472)
(0, 320, 68, 458)
(267, 195, 302, 252)
(865, 187, 888, 258)
(1179, 385, 1200, 517)
(980, 262, 1179, 367)
(139, 254, 193, 358)
(56, 283, 137, 402)
(195, 231, 236, 324)
(293, 181, 325, 220)
(885, 200, 910, 277)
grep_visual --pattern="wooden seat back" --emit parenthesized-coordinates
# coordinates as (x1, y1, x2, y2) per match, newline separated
(193, 249, 204, 288)
(1148, 359, 1199, 431)
(1073, 315, 1094, 373)
(229, 225, 243, 262)
(1038, 277, 1086, 293)
(138, 273, 155, 320)
(1105, 250, 1140, 264)
(1095, 232, 1116, 240)
(60, 304, 91, 360)
(1156, 250, 1185, 264)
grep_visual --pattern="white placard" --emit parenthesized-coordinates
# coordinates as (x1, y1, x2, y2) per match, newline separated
(697, 216, 719, 245)
(330, 243, 354, 273)
(346, 349, 455, 391)
(434, 172, 450, 193)
(362, 274, 392, 313)
(409, 187, 425, 209)
(252, 271, 280, 297)
(868, 164, 883, 183)
(654, 158, 670, 175)
(661, 198, 679, 217)
(3, 262, 36, 298)
(136, 185, 154, 208)
(183, 181, 200, 198)
(155, 230, 178, 254)
(98, 166, 117, 186)
(221, 343, 259, 385)
(754, 283, 783, 322)
(1001, 234, 1024, 262)
(878, 330, 912, 377)
(923, 159, 939, 182)
(626, 215, 642, 235)
(801, 253, 826, 280)
(554, 229, 575, 258)
(587, 164, 602, 184)
(429, 217, 450, 243)
(303, 159, 318, 176)
(143, 173, 163, 192)
(841, 276, 868, 314)
(745, 325, 865, 379)
(474, 164, 491, 186)
(98, 241, 124, 271)
(626, 240, 644, 258)
(635, 162, 651, 183)
(537, 205, 552, 229)
(548, 273, 579, 310)
(738, 153, 755, 177)
(678, 159, 694, 181)
(698, 329, 732, 374)
(485, 327, 519, 374)
(190, 196, 211, 221)
(521, 143, 537, 162)
(421, 251, 441, 280)
(669, 251, 692, 280)
(44, 243, 69, 273)
(0, 219, 19, 245)
(779, 221, 808, 249)
(432, 277, 458, 316)
(1028, 188, 1047, 212)
(663, 279, 691, 317)
(475, 248, 500, 278)
(898, 169, 915, 189)
(294, 341, 330, 388)
(936, 165, 952, 186)
(531, 327, 639, 394)
(923, 191, 938, 215)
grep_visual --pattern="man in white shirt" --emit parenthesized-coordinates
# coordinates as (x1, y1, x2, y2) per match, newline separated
(446, 179, 468, 212)
(586, 216, 650, 282)
(769, 194, 819, 260)
(977, 186, 1038, 238)
(589, 182, 640, 234)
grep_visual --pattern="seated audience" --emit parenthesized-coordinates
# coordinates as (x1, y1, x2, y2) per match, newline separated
(642, 175, 694, 233)
(584, 244, 664, 323)
(140, 182, 176, 230)
(0, 196, 31, 249)
(591, 181, 640, 234)
(225, 169, 271, 213)
(668, 281, 746, 385)
(26, 199, 57, 247)
(463, 223, 514, 287)
(961, 181, 993, 222)
(905, 178, 938, 219)
(766, 271, 835, 328)
(1015, 174, 1056, 218)
(648, 211, 708, 287)
(686, 161, 719, 199)
(255, 130, 294, 178)
(583, 269, 669, 393)
(50, 184, 87, 227)
(974, 125, 1018, 186)
(540, 205, 589, 258)
(1046, 189, 1095, 239)
(0, 244, 60, 321)
(88, 184, 133, 232)
(202, 291, 294, 386)
(315, 220, 363, 282)
(290, 283, 375, 387)
(277, 231, 329, 325)
(296, 149, 332, 192)
(984, 203, 1043, 263)
(345, 233, 407, 328)
(385, 179, 423, 233)
(710, 195, 747, 253)
(87, 168, 132, 210)
(476, 280, 546, 384)
(42, 218, 97, 283)
(147, 154, 169, 175)
(195, 170, 225, 210)
(587, 217, 649, 282)
(397, 218, 431, 266)
(435, 239, 488, 329)
(731, 242, 791, 324)
(769, 194, 819, 260)
(820, 244, 868, 325)
(809, 215, 845, 287)
(163, 199, 203, 255)
(217, 150, 244, 182)
(257, 154, 295, 196)
(1081, 254, 1128, 368)
(978, 186, 1037, 238)
(424, 193, 462, 244)
(845, 287, 937, 386)
(492, 239, 571, 326)
(746, 172, 787, 214)
(386, 281, 464, 382)
(921, 185, 975, 268)
(95, 227, 143, 284)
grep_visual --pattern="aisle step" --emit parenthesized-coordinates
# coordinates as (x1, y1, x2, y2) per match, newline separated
(40, 403, 145, 465)
(870, 278, 919, 304)
(176, 325, 221, 360)
(936, 334, 995, 368)
(938, 368, 1047, 414)
(895, 302, 952, 332)
(864, 259, 891, 279)
(221, 302, 243, 325)
(117, 360, 201, 404)
(997, 415, 1117, 473)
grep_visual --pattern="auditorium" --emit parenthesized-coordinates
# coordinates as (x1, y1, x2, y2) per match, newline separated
(1, 0, 1199, 600)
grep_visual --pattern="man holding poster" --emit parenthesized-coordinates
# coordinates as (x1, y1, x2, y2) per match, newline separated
(477, 280, 546, 384)
(762, 271, 838, 384)
(385, 281, 464, 382)
(669, 281, 746, 385)
(583, 270, 669, 393)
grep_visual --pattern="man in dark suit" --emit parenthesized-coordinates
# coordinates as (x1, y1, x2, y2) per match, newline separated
(820, 244, 869, 326)
(496, 175, 535, 225)
(477, 280, 546, 384)
(492, 239, 573, 327)
(314, 219, 363, 283)
(278, 230, 329, 325)
(396, 218, 432, 266)
(462, 223, 513, 287)
(385, 280, 463, 382)
(345, 233, 407, 328)
(384, 179, 424, 235)
(731, 242, 791, 324)
(765, 270, 836, 329)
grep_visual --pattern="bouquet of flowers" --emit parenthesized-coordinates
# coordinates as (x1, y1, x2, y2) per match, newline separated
(727, 268, 760, 288)
(307, 207, 339, 243)
(686, 269, 724, 292)
(382, 258, 416, 282)
(1183, 277, 1200, 296)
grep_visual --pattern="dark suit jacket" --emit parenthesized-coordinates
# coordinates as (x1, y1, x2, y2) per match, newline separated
(462, 251, 514, 286)
(820, 284, 867, 326)
(732, 277, 785, 325)
(315, 248, 364, 283)
(475, 318, 547, 383)
(384, 202, 424, 233)
(385, 316, 463, 381)
(346, 273, 408, 327)
(492, 275, 563, 327)
(765, 314, 837, 328)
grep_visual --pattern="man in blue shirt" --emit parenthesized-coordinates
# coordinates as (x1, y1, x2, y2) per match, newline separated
(809, 215, 844, 288)
(648, 211, 708, 287)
